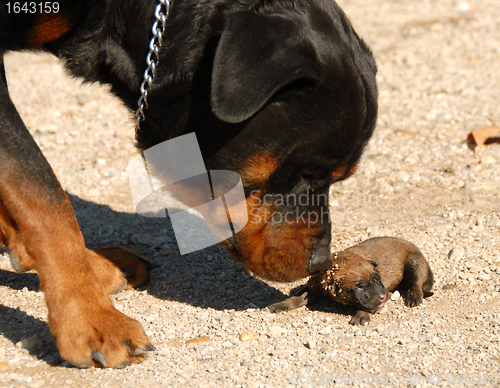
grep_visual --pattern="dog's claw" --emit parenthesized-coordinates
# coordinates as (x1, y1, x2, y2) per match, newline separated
(67, 360, 92, 369)
(115, 360, 130, 369)
(9, 252, 24, 273)
(92, 351, 107, 367)
(122, 267, 136, 277)
(146, 344, 156, 351)
(131, 347, 148, 356)
(406, 297, 422, 307)
(109, 279, 128, 295)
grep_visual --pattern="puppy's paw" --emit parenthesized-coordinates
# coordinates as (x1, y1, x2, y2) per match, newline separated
(405, 296, 423, 307)
(349, 311, 371, 325)
(267, 292, 309, 313)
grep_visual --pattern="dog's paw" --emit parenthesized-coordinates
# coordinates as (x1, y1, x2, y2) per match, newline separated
(51, 299, 153, 368)
(89, 247, 154, 293)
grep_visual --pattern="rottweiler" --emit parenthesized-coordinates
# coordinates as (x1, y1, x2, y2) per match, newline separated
(268, 237, 434, 325)
(0, 0, 378, 367)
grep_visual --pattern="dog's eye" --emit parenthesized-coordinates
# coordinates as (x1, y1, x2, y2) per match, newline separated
(301, 169, 329, 182)
(301, 169, 315, 181)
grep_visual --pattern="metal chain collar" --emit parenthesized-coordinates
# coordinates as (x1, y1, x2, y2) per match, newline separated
(135, 0, 172, 131)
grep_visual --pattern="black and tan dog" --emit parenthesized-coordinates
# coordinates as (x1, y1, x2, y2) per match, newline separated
(0, 0, 377, 367)
(268, 237, 434, 325)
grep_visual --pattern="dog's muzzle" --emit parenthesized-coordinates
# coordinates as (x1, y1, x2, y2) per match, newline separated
(307, 234, 333, 274)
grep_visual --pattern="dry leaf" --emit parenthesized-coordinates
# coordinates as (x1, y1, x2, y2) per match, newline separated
(467, 125, 500, 149)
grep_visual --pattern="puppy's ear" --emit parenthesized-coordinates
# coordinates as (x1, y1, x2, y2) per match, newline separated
(211, 11, 322, 123)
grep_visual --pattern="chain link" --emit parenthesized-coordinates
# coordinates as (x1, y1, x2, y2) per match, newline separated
(135, 0, 172, 131)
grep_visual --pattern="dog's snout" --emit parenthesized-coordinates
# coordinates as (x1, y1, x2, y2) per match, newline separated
(308, 235, 332, 274)
(308, 248, 332, 274)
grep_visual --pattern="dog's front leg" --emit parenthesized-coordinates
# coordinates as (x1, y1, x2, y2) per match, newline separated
(0, 61, 152, 368)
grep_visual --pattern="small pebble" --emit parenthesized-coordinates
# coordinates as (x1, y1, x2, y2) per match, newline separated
(116, 290, 134, 301)
(27, 379, 45, 388)
(448, 246, 466, 260)
(239, 332, 259, 342)
(271, 348, 293, 357)
(186, 336, 210, 345)
(481, 155, 496, 165)
(268, 325, 282, 336)
(130, 234, 153, 245)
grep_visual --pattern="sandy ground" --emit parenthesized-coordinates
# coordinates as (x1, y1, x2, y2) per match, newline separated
(1, 0, 500, 387)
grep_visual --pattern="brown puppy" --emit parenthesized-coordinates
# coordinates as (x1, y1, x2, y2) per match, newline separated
(268, 237, 434, 325)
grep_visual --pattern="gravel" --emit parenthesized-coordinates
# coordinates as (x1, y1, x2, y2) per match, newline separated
(1, 0, 500, 387)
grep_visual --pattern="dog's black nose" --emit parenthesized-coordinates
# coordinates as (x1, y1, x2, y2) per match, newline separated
(308, 235, 332, 274)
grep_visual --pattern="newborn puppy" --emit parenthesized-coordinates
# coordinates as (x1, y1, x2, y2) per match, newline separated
(268, 237, 434, 325)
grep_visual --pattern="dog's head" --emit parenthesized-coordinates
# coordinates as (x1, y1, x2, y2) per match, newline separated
(137, 0, 377, 282)
(313, 252, 388, 312)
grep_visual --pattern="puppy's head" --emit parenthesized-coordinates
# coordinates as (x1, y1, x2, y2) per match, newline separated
(138, 1, 377, 282)
(313, 252, 388, 312)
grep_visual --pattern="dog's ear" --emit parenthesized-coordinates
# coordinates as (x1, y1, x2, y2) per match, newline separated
(211, 11, 322, 123)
